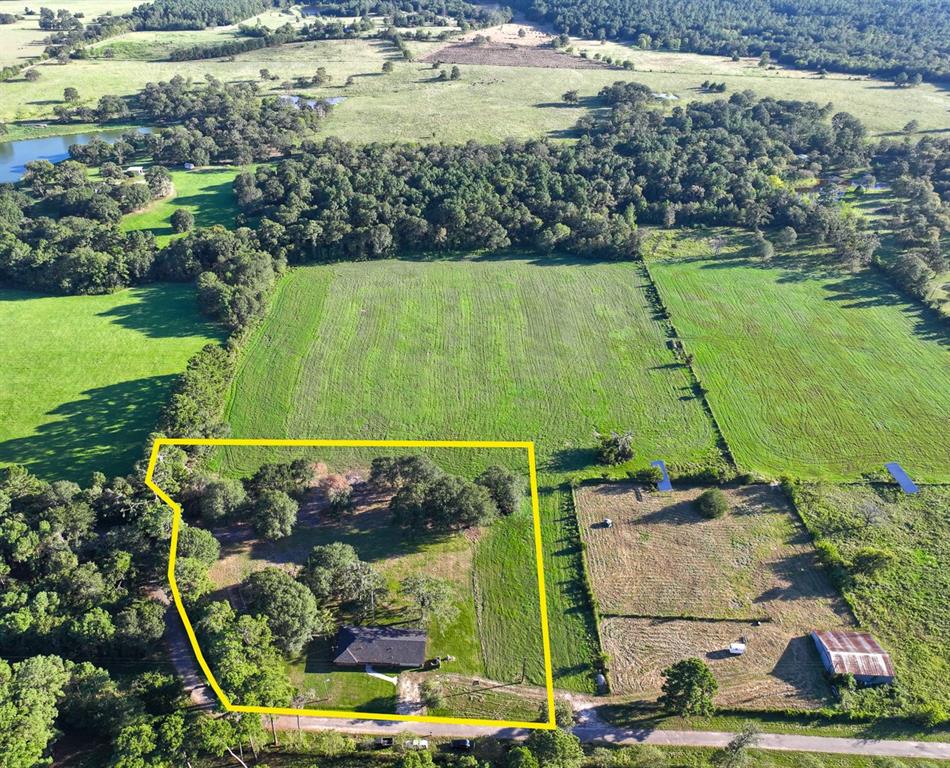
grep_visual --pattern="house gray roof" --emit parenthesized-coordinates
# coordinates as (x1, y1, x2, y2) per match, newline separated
(334, 625, 427, 668)
(812, 630, 894, 678)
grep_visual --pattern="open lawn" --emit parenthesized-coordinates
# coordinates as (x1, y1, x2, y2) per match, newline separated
(646, 231, 950, 482)
(0, 285, 219, 482)
(216, 254, 724, 691)
(120, 166, 242, 247)
(794, 483, 950, 709)
(575, 482, 849, 709)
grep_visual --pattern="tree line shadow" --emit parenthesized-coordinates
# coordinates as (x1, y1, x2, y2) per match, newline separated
(0, 374, 178, 483)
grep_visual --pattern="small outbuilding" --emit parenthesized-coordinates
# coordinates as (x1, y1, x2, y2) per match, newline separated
(333, 625, 427, 669)
(125, 165, 145, 176)
(183, 162, 195, 170)
(811, 630, 894, 686)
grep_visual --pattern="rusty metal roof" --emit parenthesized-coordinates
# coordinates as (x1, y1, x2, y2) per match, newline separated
(812, 630, 895, 678)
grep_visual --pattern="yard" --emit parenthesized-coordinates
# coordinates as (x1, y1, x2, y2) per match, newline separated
(0, 284, 219, 481)
(203, 448, 548, 716)
(574, 482, 851, 709)
(646, 230, 950, 482)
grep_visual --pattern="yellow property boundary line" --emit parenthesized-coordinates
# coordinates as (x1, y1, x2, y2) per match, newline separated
(145, 437, 557, 730)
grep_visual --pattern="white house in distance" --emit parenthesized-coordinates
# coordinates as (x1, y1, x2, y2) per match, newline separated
(811, 630, 895, 686)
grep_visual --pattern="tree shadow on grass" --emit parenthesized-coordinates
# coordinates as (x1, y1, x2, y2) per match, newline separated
(0, 375, 179, 483)
(97, 283, 220, 340)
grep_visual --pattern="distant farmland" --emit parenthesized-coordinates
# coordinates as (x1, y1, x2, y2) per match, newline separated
(217, 254, 724, 690)
(0, 285, 219, 481)
(647, 232, 950, 482)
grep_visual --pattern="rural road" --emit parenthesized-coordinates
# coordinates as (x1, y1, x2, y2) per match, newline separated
(272, 714, 950, 761)
(161, 610, 950, 760)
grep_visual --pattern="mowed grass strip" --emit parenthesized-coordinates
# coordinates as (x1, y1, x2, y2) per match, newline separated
(220, 255, 721, 691)
(0, 284, 219, 481)
(647, 233, 950, 481)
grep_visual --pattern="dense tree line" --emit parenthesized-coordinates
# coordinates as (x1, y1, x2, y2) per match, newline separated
(130, 0, 294, 31)
(870, 136, 950, 299)
(318, 0, 511, 29)
(0, 159, 164, 294)
(233, 87, 869, 263)
(510, 0, 950, 82)
(167, 24, 296, 60)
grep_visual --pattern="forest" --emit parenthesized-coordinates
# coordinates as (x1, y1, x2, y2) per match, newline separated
(129, 0, 295, 30)
(512, 0, 950, 81)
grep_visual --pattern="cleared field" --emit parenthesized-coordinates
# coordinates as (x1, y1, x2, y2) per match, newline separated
(120, 166, 241, 247)
(217, 255, 723, 691)
(0, 0, 140, 68)
(575, 483, 850, 709)
(4, 27, 946, 140)
(0, 285, 219, 482)
(568, 39, 950, 136)
(795, 483, 950, 709)
(647, 231, 950, 482)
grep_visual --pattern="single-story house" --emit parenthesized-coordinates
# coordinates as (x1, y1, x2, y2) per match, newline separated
(333, 625, 427, 669)
(811, 630, 895, 686)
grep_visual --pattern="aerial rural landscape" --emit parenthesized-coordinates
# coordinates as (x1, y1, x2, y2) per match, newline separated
(0, 0, 947, 765)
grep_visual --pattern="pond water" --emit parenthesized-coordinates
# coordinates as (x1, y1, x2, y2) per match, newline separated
(0, 127, 152, 184)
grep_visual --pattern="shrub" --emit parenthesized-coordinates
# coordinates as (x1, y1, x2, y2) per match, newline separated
(596, 430, 634, 465)
(696, 488, 728, 518)
(171, 208, 194, 232)
(627, 466, 663, 485)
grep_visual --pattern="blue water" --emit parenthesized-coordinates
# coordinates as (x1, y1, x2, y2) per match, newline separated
(0, 127, 151, 184)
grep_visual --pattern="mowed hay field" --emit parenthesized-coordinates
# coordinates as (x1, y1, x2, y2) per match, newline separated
(575, 483, 851, 709)
(217, 255, 723, 691)
(795, 483, 950, 708)
(647, 232, 950, 482)
(0, 285, 219, 481)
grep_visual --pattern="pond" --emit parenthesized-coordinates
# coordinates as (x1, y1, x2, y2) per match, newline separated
(0, 127, 152, 184)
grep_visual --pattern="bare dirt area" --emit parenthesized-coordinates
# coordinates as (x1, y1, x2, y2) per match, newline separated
(575, 483, 853, 709)
(421, 41, 611, 69)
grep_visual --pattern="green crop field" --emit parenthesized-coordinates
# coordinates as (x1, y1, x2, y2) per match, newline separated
(216, 254, 724, 691)
(0, 285, 219, 482)
(121, 166, 242, 247)
(795, 483, 950, 710)
(646, 231, 950, 482)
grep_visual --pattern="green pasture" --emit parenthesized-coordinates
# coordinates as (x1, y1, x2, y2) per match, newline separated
(646, 231, 950, 482)
(216, 254, 723, 691)
(0, 285, 219, 482)
(796, 483, 950, 710)
(120, 165, 242, 247)
(0, 0, 141, 68)
(3, 29, 945, 140)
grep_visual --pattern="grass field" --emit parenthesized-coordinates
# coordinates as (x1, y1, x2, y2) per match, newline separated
(794, 483, 950, 709)
(3, 26, 946, 140)
(0, 0, 141, 68)
(0, 285, 219, 482)
(120, 166, 242, 246)
(646, 231, 950, 482)
(575, 482, 849, 708)
(215, 254, 724, 691)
